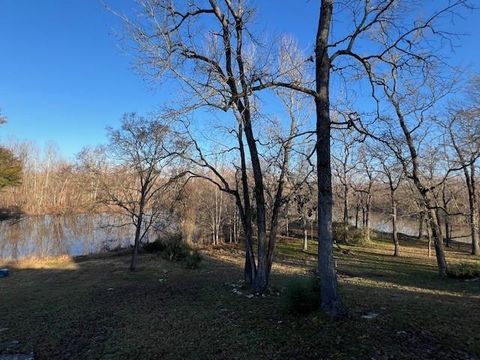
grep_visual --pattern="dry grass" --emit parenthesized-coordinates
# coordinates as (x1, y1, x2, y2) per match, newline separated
(1, 232, 479, 359)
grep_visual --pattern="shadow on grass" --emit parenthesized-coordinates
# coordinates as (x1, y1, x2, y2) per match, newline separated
(1, 240, 479, 359)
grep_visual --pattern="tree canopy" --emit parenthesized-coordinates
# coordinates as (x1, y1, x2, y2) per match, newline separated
(0, 147, 22, 190)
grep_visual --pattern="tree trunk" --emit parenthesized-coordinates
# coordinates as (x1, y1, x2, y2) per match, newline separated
(466, 169, 480, 255)
(285, 205, 290, 237)
(364, 193, 371, 242)
(130, 208, 143, 272)
(240, 105, 268, 294)
(310, 220, 314, 243)
(427, 205, 447, 276)
(355, 202, 359, 229)
(314, 0, 344, 317)
(362, 203, 366, 228)
(343, 183, 349, 242)
(418, 211, 425, 239)
(236, 124, 256, 285)
(303, 217, 308, 251)
(444, 213, 450, 248)
(391, 193, 400, 257)
(427, 222, 432, 258)
(390, 93, 447, 277)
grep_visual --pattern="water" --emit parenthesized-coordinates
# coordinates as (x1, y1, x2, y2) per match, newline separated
(1, 211, 472, 261)
(0, 214, 135, 261)
(368, 212, 472, 243)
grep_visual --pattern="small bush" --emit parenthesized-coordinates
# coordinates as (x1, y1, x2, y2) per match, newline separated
(185, 250, 203, 269)
(332, 222, 347, 243)
(142, 240, 166, 253)
(333, 222, 367, 244)
(350, 229, 368, 244)
(143, 234, 202, 269)
(160, 234, 189, 261)
(447, 263, 480, 279)
(283, 277, 320, 315)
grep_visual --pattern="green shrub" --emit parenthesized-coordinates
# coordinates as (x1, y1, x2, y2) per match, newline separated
(446, 263, 480, 279)
(144, 234, 202, 268)
(161, 234, 189, 261)
(350, 228, 368, 244)
(185, 250, 203, 269)
(282, 277, 320, 315)
(332, 222, 367, 244)
(332, 222, 347, 243)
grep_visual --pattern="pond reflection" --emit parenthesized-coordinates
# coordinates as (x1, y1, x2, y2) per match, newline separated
(368, 212, 471, 243)
(0, 214, 135, 261)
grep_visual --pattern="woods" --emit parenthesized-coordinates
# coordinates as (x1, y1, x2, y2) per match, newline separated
(1, 1, 480, 358)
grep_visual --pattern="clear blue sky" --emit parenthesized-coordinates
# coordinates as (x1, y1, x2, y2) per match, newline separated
(0, 1, 478, 160)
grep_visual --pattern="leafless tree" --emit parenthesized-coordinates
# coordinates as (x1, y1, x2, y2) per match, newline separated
(253, 0, 468, 314)
(445, 103, 480, 254)
(371, 144, 403, 256)
(80, 114, 181, 271)
(116, 1, 318, 291)
(332, 129, 361, 242)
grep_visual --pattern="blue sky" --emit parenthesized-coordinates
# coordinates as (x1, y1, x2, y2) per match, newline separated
(0, 1, 479, 160)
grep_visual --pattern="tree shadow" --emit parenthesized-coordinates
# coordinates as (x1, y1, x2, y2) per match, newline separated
(0, 207, 24, 223)
(1, 244, 479, 359)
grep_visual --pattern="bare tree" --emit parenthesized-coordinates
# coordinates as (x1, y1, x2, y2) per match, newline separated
(352, 146, 376, 242)
(371, 68, 453, 276)
(80, 114, 180, 271)
(371, 144, 403, 256)
(252, 0, 468, 314)
(446, 105, 480, 254)
(116, 1, 316, 292)
(332, 130, 360, 242)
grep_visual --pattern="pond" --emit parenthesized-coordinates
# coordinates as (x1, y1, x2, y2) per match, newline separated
(368, 212, 471, 243)
(1, 211, 472, 261)
(0, 214, 135, 261)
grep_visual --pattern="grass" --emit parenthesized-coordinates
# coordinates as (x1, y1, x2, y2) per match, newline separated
(1, 231, 479, 359)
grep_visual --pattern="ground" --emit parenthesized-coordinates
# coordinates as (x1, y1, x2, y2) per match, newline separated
(0, 232, 479, 359)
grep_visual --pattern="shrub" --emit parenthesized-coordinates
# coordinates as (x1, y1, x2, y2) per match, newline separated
(332, 222, 347, 243)
(282, 276, 320, 315)
(332, 222, 367, 245)
(160, 234, 189, 261)
(185, 250, 203, 269)
(446, 263, 480, 280)
(350, 228, 368, 244)
(143, 234, 202, 268)
(142, 239, 166, 253)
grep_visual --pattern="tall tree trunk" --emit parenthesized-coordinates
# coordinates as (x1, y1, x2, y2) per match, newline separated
(265, 115, 295, 283)
(315, 0, 343, 317)
(343, 183, 349, 242)
(391, 193, 400, 256)
(450, 130, 479, 255)
(466, 169, 480, 255)
(444, 213, 450, 248)
(130, 201, 144, 272)
(427, 205, 447, 275)
(236, 123, 256, 285)
(390, 93, 447, 276)
(355, 202, 359, 229)
(303, 217, 308, 251)
(427, 222, 432, 257)
(285, 205, 290, 237)
(418, 211, 425, 239)
(365, 193, 371, 242)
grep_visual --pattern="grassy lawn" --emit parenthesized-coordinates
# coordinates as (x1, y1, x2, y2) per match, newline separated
(1, 233, 479, 359)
